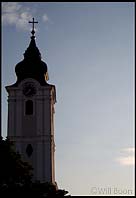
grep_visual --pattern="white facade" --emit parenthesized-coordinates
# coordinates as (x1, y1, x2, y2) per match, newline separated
(6, 78, 56, 184)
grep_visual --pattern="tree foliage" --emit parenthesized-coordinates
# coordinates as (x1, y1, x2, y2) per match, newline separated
(0, 137, 70, 197)
(0, 137, 33, 186)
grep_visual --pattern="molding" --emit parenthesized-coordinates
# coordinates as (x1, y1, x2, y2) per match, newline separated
(8, 134, 54, 142)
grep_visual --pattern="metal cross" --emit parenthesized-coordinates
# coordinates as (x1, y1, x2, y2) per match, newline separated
(29, 18, 38, 36)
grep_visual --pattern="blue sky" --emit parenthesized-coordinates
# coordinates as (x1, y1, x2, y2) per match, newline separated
(2, 2, 135, 196)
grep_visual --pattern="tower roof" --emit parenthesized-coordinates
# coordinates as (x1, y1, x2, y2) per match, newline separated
(14, 18, 48, 86)
(24, 35, 41, 60)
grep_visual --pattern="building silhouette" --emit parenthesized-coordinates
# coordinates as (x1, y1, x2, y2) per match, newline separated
(5, 18, 56, 184)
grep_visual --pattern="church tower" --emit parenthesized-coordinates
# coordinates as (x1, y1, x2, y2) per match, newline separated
(6, 18, 56, 184)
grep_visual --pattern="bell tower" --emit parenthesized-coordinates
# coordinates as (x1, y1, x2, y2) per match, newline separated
(6, 18, 56, 184)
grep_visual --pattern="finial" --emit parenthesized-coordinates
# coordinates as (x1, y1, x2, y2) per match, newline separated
(29, 18, 38, 37)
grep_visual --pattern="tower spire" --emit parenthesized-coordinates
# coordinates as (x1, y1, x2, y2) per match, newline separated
(29, 18, 38, 37)
(14, 18, 49, 86)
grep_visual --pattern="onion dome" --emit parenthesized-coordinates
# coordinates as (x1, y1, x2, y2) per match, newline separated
(14, 18, 49, 86)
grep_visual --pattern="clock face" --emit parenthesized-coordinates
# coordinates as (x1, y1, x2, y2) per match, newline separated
(23, 82, 36, 97)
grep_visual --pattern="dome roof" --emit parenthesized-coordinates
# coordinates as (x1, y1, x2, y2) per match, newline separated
(15, 35, 48, 86)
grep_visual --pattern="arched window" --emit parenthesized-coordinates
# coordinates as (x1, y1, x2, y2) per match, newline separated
(26, 144, 33, 157)
(25, 100, 33, 115)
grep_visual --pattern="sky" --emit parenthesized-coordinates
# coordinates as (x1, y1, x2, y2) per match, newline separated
(2, 2, 135, 196)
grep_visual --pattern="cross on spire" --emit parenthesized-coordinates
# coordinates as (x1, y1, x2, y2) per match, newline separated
(29, 18, 38, 36)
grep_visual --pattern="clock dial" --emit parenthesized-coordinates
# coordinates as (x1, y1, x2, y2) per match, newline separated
(23, 83, 36, 97)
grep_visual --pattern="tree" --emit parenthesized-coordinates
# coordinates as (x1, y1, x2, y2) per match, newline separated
(0, 137, 70, 197)
(0, 137, 33, 186)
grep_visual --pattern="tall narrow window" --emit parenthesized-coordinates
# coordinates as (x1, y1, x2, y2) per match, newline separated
(25, 100, 33, 115)
(26, 144, 33, 157)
